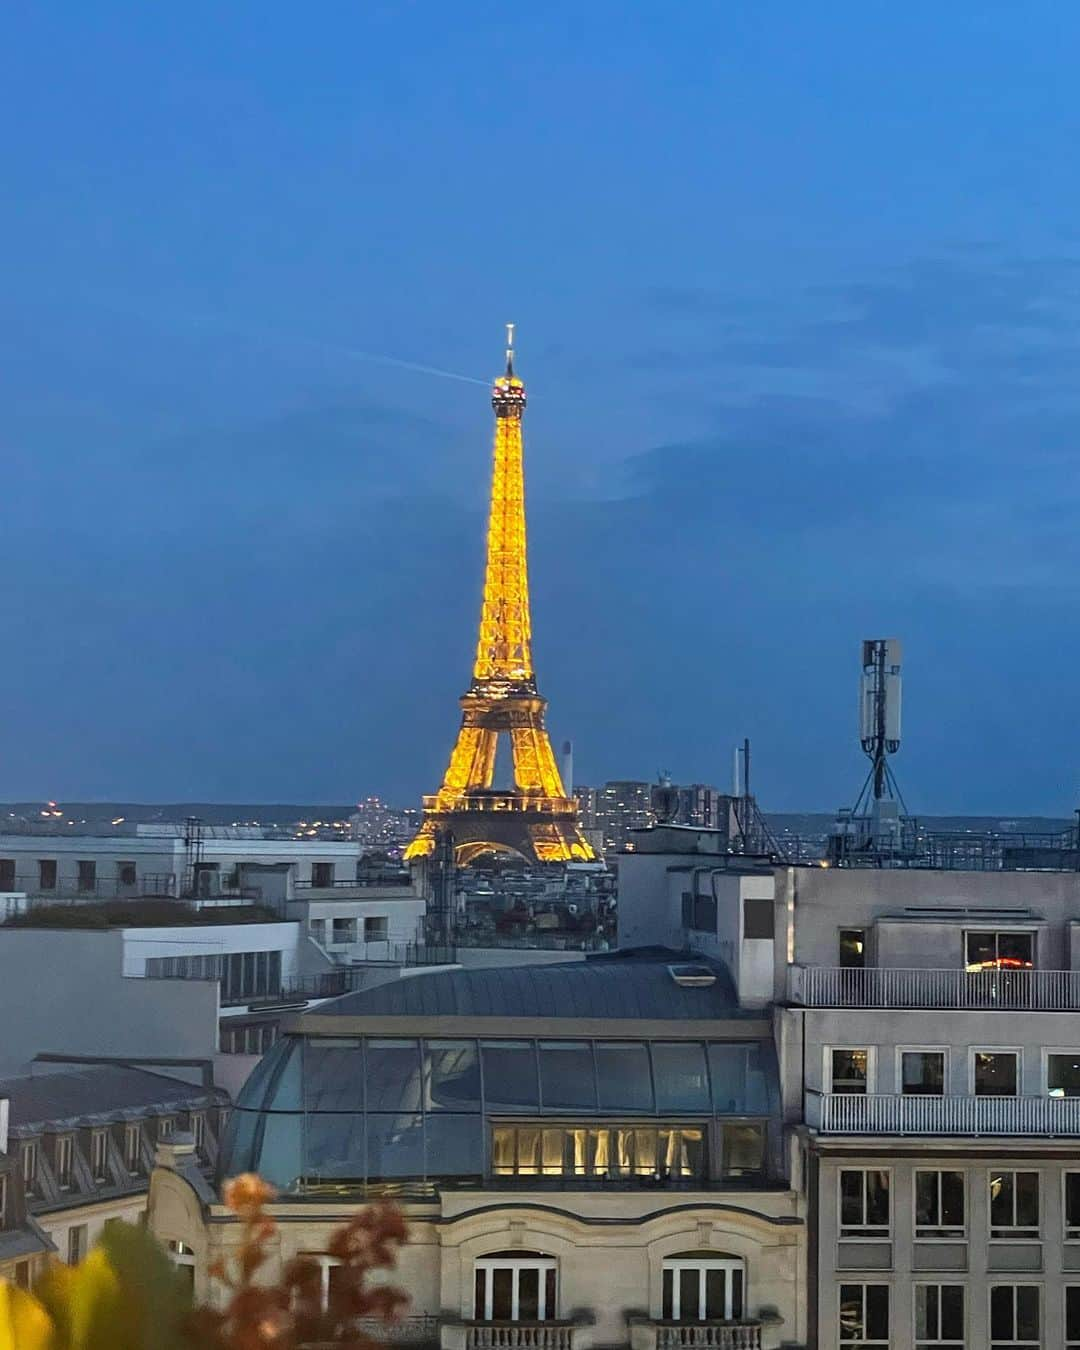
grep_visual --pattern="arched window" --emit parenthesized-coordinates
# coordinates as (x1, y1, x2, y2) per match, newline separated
(474, 1251, 557, 1321)
(662, 1252, 745, 1321)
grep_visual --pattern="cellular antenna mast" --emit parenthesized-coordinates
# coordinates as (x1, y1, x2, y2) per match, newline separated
(505, 322, 515, 375)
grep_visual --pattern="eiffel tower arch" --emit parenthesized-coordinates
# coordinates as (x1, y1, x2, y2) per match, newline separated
(405, 330, 594, 866)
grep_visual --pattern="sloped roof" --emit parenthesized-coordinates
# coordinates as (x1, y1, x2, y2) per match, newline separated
(0, 1064, 226, 1131)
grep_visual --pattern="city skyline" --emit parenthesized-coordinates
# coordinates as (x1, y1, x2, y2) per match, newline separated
(4, 6, 1080, 812)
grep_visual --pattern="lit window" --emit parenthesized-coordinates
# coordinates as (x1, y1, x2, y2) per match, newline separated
(1048, 1054, 1080, 1098)
(489, 1124, 706, 1182)
(915, 1171, 965, 1238)
(721, 1123, 765, 1179)
(839, 1170, 890, 1238)
(915, 1284, 964, 1350)
(990, 1285, 1039, 1349)
(965, 931, 1034, 972)
(662, 1253, 744, 1321)
(474, 1252, 556, 1321)
(830, 1049, 869, 1094)
(989, 1171, 1039, 1239)
(838, 929, 865, 968)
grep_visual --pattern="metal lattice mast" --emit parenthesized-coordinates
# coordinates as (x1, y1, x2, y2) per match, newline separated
(405, 328, 593, 865)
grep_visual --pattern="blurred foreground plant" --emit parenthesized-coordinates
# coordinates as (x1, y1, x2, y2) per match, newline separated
(0, 1174, 408, 1350)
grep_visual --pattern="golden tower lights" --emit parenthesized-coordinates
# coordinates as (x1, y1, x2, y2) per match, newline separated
(405, 329, 594, 865)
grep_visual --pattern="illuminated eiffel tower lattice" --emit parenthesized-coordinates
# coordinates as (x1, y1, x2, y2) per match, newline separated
(405, 329, 594, 865)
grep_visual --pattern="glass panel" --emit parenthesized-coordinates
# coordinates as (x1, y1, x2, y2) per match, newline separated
(840, 1170, 864, 1227)
(218, 1107, 259, 1175)
(660, 1127, 705, 1180)
(831, 1049, 868, 1094)
(632, 1127, 658, 1175)
(865, 1285, 889, 1339)
(731, 1267, 743, 1319)
(491, 1269, 513, 1320)
(865, 1171, 889, 1226)
(595, 1042, 652, 1112)
(940, 1286, 963, 1340)
(491, 1126, 516, 1175)
(1016, 1173, 1039, 1228)
(366, 1040, 422, 1111)
(256, 1113, 303, 1192)
(1000, 933, 1034, 966)
(235, 1039, 293, 1110)
(1049, 1054, 1080, 1097)
(1016, 1285, 1039, 1341)
(303, 1039, 364, 1111)
(481, 1042, 539, 1113)
(651, 1042, 710, 1112)
(941, 1171, 965, 1229)
(541, 1129, 564, 1175)
(538, 1042, 597, 1111)
(902, 1052, 944, 1095)
(423, 1115, 483, 1180)
(722, 1123, 765, 1178)
(366, 1113, 424, 1180)
(1067, 1173, 1080, 1231)
(662, 1268, 673, 1319)
(974, 1052, 1017, 1096)
(545, 1269, 556, 1320)
(474, 1269, 485, 1319)
(704, 1268, 727, 1319)
(966, 932, 997, 969)
(305, 1112, 366, 1183)
(519, 1268, 540, 1320)
(989, 1285, 1011, 1339)
(263, 1039, 302, 1111)
(516, 1127, 541, 1175)
(1067, 1286, 1080, 1341)
(425, 1040, 481, 1110)
(567, 1128, 588, 1175)
(839, 929, 865, 968)
(990, 1173, 1014, 1228)
(679, 1268, 698, 1320)
(590, 1128, 610, 1175)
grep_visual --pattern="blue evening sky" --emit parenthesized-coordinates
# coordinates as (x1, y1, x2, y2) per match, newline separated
(3, 2, 1080, 813)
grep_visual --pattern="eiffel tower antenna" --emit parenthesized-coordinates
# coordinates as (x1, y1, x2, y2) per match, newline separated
(405, 329, 594, 865)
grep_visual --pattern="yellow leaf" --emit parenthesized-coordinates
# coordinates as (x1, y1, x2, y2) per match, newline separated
(35, 1249, 123, 1350)
(0, 1280, 54, 1350)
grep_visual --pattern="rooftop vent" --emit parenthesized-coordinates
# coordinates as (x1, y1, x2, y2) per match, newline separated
(668, 964, 716, 988)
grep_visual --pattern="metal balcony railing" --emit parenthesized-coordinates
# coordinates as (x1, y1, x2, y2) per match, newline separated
(463, 1325, 575, 1350)
(421, 795, 575, 816)
(656, 1326, 761, 1350)
(789, 964, 1080, 1010)
(814, 1092, 1080, 1136)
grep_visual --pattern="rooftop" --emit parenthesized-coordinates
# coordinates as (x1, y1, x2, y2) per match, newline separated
(2, 900, 286, 929)
(1, 1062, 227, 1132)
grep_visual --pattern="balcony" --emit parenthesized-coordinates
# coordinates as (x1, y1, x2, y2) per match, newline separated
(812, 1092, 1080, 1136)
(630, 1322, 762, 1350)
(442, 1323, 583, 1350)
(789, 964, 1080, 1010)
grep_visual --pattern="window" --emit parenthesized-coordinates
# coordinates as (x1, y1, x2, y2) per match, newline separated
(190, 1112, 205, 1151)
(681, 891, 717, 934)
(915, 1284, 964, 1349)
(839, 929, 866, 968)
(91, 1129, 108, 1181)
(118, 861, 137, 888)
(157, 1117, 175, 1141)
(831, 1049, 869, 1094)
(1048, 1054, 1080, 1097)
(902, 1051, 946, 1095)
(22, 1140, 38, 1195)
(124, 1124, 142, 1172)
(0, 1175, 7, 1228)
(474, 1252, 556, 1321)
(915, 1171, 965, 1238)
(167, 1239, 196, 1292)
(974, 1051, 1018, 1096)
(67, 1225, 87, 1264)
(221, 950, 282, 1002)
(966, 930, 1034, 971)
(662, 1254, 745, 1320)
(364, 916, 389, 942)
(990, 1171, 1039, 1238)
(839, 1284, 889, 1348)
(54, 1135, 73, 1188)
(76, 860, 96, 893)
(490, 1124, 706, 1182)
(309, 918, 326, 944)
(990, 1285, 1039, 1348)
(839, 1169, 890, 1237)
(14, 1261, 30, 1289)
(332, 918, 357, 944)
(721, 1123, 765, 1178)
(38, 859, 57, 891)
(312, 862, 335, 887)
(1067, 1173, 1080, 1239)
(743, 897, 773, 939)
(1067, 1286, 1080, 1349)
(0, 859, 15, 891)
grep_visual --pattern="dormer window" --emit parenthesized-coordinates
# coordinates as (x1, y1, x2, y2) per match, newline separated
(54, 1135, 73, 1189)
(124, 1124, 142, 1173)
(22, 1140, 38, 1196)
(157, 1117, 175, 1141)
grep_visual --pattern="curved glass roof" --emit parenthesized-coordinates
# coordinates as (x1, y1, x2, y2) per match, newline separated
(219, 1033, 781, 1196)
(312, 954, 746, 1021)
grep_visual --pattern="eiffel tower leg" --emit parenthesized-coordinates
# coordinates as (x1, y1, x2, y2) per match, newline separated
(509, 722, 566, 797)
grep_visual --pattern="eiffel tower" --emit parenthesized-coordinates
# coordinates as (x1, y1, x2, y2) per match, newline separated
(405, 329, 594, 865)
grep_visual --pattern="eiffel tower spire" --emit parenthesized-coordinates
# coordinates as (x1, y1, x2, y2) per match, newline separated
(405, 330, 594, 865)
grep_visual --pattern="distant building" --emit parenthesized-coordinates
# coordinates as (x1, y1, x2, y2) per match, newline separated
(575, 781, 655, 853)
(0, 1059, 227, 1290)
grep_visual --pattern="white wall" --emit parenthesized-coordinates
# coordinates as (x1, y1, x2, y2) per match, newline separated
(0, 930, 219, 1074)
(120, 922, 300, 981)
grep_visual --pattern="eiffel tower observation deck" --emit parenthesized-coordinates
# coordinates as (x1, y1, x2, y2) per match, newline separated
(405, 329, 595, 866)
